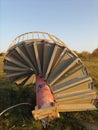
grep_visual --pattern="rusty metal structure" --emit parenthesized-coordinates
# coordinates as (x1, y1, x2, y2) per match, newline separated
(4, 32, 97, 128)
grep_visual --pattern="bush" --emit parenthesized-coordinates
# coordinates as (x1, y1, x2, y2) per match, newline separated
(0, 52, 6, 56)
(92, 48, 98, 57)
(78, 51, 91, 59)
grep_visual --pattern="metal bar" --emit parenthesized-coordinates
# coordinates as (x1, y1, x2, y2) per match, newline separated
(50, 58, 79, 86)
(5, 56, 29, 69)
(4, 65, 29, 72)
(43, 44, 55, 77)
(52, 76, 92, 93)
(15, 47, 34, 69)
(25, 74, 35, 85)
(53, 66, 85, 87)
(33, 43, 41, 75)
(23, 43, 37, 73)
(53, 48, 67, 69)
(57, 103, 96, 112)
(7, 71, 31, 78)
(54, 79, 92, 96)
(56, 90, 96, 102)
(45, 45, 58, 79)
(15, 76, 28, 85)
(59, 94, 96, 104)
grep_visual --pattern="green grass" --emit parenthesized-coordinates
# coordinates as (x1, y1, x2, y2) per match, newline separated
(0, 56, 98, 130)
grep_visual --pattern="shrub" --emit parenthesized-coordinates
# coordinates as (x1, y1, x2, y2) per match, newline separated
(0, 52, 6, 56)
(92, 48, 98, 57)
(78, 51, 91, 59)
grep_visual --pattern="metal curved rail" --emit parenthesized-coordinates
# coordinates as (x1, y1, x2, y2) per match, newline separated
(8, 32, 65, 50)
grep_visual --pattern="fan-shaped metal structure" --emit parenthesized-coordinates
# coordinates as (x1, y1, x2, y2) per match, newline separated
(4, 32, 97, 128)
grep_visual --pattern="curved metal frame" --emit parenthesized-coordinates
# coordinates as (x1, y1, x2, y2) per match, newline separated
(8, 32, 65, 50)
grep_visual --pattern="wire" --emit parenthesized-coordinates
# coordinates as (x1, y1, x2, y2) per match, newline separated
(0, 102, 32, 116)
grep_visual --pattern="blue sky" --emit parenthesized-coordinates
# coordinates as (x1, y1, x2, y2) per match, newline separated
(0, 0, 98, 52)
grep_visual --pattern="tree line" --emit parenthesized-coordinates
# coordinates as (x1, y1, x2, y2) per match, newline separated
(74, 47, 98, 59)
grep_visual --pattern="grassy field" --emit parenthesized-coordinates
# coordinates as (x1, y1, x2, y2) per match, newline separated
(0, 56, 98, 130)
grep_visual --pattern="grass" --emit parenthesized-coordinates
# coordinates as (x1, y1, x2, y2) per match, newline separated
(0, 56, 98, 130)
(83, 60, 98, 82)
(82, 58, 98, 94)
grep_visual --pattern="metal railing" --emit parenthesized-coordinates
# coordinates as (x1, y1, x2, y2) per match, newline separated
(8, 32, 65, 50)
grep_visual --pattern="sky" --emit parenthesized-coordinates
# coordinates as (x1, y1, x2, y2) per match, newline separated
(0, 0, 98, 53)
